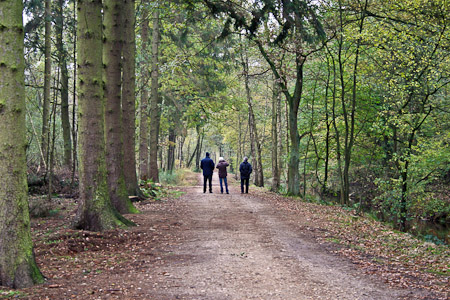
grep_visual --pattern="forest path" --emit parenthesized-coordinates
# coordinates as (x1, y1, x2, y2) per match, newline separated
(142, 174, 418, 300)
(23, 173, 440, 299)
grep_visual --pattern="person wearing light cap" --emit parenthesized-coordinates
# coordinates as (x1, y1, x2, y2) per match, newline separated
(239, 157, 252, 193)
(216, 157, 230, 194)
(200, 152, 215, 193)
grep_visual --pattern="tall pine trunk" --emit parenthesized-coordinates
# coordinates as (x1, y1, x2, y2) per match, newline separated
(41, 0, 52, 170)
(0, 1, 44, 287)
(103, 0, 138, 214)
(74, 0, 131, 231)
(149, 8, 161, 182)
(122, 0, 141, 197)
(139, 1, 150, 180)
(71, 0, 78, 185)
(56, 0, 72, 168)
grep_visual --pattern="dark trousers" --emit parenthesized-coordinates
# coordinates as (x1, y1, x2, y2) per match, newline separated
(203, 175, 212, 192)
(219, 177, 229, 193)
(241, 178, 249, 193)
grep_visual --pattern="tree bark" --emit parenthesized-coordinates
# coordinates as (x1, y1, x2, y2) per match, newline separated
(241, 42, 264, 187)
(149, 8, 161, 182)
(167, 126, 176, 172)
(103, 0, 138, 214)
(139, 1, 150, 180)
(74, 0, 132, 231)
(41, 0, 52, 170)
(56, 0, 72, 168)
(256, 40, 302, 195)
(328, 43, 345, 204)
(271, 79, 280, 191)
(0, 0, 44, 287)
(71, 0, 78, 186)
(178, 135, 185, 168)
(122, 0, 143, 197)
(277, 95, 283, 184)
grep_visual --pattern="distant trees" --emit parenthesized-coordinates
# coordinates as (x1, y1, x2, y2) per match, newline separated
(186, 0, 449, 230)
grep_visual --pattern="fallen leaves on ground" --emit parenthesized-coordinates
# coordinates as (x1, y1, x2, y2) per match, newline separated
(252, 186, 449, 299)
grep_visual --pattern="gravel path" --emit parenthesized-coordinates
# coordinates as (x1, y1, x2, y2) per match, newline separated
(146, 174, 420, 300)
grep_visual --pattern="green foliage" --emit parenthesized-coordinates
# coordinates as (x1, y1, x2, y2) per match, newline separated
(139, 180, 165, 200)
(421, 234, 446, 246)
(159, 170, 180, 185)
(373, 178, 405, 224)
(0, 290, 27, 298)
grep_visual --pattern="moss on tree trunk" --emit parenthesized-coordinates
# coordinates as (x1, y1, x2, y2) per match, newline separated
(103, 0, 138, 214)
(149, 9, 161, 183)
(0, 0, 44, 288)
(139, 1, 150, 180)
(122, 0, 143, 197)
(74, 0, 133, 231)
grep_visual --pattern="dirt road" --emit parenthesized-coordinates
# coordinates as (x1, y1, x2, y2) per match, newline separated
(140, 174, 423, 300)
(23, 173, 440, 299)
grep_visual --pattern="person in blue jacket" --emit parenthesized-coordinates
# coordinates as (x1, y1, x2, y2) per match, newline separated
(239, 157, 252, 193)
(200, 152, 215, 193)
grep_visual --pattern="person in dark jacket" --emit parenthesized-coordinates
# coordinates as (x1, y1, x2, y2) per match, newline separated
(216, 157, 229, 194)
(239, 157, 252, 193)
(200, 152, 215, 193)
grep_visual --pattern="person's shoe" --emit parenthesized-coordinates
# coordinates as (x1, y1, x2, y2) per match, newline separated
(226, 192, 229, 194)
(209, 191, 213, 193)
(221, 191, 223, 194)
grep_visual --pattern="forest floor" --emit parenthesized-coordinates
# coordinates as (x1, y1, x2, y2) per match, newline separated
(2, 171, 449, 299)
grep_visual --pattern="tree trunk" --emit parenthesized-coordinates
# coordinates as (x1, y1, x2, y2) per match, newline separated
(236, 114, 243, 180)
(104, 0, 138, 214)
(178, 135, 185, 168)
(0, 1, 44, 287)
(139, 1, 150, 180)
(322, 53, 331, 194)
(47, 78, 58, 203)
(195, 127, 204, 170)
(187, 134, 198, 168)
(167, 126, 176, 172)
(74, 0, 132, 231)
(342, 0, 367, 205)
(256, 40, 301, 195)
(277, 95, 283, 184)
(241, 43, 264, 187)
(286, 94, 301, 196)
(41, 0, 52, 170)
(149, 8, 161, 182)
(122, 0, 143, 198)
(71, 0, 78, 186)
(271, 79, 280, 191)
(56, 0, 72, 168)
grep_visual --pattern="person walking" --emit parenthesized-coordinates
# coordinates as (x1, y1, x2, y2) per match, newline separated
(239, 157, 252, 193)
(200, 152, 215, 193)
(216, 157, 230, 194)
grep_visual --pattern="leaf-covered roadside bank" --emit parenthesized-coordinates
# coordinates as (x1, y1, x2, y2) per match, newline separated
(0, 190, 183, 299)
(252, 187, 449, 298)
